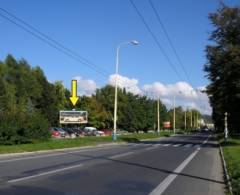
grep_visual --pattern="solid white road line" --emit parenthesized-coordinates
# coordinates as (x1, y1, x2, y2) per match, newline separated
(8, 163, 84, 183)
(110, 152, 134, 159)
(149, 148, 201, 195)
(149, 136, 210, 195)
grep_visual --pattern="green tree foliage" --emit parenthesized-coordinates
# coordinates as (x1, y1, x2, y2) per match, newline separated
(0, 55, 69, 144)
(0, 54, 203, 145)
(204, 5, 240, 133)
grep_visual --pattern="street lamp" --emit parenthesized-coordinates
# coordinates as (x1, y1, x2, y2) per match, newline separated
(113, 40, 139, 141)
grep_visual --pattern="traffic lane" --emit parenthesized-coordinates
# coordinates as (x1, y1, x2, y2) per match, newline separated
(140, 133, 209, 147)
(0, 142, 195, 195)
(0, 134, 206, 183)
(0, 142, 155, 181)
(162, 138, 225, 195)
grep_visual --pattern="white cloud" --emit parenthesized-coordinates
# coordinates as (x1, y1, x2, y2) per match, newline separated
(72, 74, 212, 115)
(143, 81, 211, 115)
(73, 76, 97, 96)
(108, 74, 142, 95)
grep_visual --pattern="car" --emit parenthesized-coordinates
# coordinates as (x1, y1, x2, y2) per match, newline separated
(53, 127, 66, 137)
(100, 129, 112, 136)
(62, 128, 77, 138)
(83, 127, 105, 136)
(71, 128, 86, 137)
(50, 129, 61, 138)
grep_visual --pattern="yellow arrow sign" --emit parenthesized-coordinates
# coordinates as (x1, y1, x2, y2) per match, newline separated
(69, 80, 79, 106)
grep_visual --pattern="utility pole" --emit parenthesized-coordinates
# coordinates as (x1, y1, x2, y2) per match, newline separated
(184, 110, 187, 131)
(190, 109, 193, 130)
(224, 112, 228, 141)
(196, 113, 199, 129)
(157, 98, 160, 134)
(173, 96, 176, 133)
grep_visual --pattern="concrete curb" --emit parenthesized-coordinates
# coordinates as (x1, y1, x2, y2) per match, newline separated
(0, 134, 176, 159)
(219, 145, 233, 195)
(0, 142, 126, 159)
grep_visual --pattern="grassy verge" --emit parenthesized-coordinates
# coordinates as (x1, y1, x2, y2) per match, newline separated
(220, 136, 240, 194)
(0, 131, 172, 154)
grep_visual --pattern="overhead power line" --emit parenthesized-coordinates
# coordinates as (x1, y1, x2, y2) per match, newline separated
(0, 7, 110, 77)
(148, 0, 192, 84)
(129, 0, 184, 81)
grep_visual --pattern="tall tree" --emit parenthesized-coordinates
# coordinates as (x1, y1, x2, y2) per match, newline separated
(204, 4, 240, 133)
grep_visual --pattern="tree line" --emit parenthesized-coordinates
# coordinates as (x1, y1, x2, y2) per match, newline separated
(204, 4, 240, 134)
(0, 54, 201, 145)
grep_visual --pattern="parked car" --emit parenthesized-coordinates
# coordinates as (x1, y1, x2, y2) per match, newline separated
(71, 128, 86, 137)
(50, 129, 61, 138)
(53, 127, 66, 137)
(62, 128, 77, 138)
(83, 127, 105, 136)
(100, 129, 112, 136)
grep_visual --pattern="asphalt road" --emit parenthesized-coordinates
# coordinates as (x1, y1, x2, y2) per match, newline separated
(0, 132, 226, 195)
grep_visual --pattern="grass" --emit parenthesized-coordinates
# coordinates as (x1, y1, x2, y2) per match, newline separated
(220, 136, 240, 194)
(0, 131, 172, 154)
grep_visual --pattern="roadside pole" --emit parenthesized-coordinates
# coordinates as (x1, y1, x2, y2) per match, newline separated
(184, 110, 187, 131)
(224, 112, 228, 141)
(173, 96, 176, 134)
(190, 109, 193, 130)
(157, 98, 160, 134)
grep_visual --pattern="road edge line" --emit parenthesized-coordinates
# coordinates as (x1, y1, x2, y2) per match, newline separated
(149, 148, 200, 195)
(219, 145, 233, 195)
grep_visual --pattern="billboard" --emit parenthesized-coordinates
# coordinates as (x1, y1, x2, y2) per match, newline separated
(59, 110, 88, 124)
(163, 121, 171, 129)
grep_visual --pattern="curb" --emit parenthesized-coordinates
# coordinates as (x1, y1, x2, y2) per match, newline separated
(0, 142, 126, 159)
(0, 134, 176, 159)
(219, 145, 233, 195)
(0, 135, 170, 158)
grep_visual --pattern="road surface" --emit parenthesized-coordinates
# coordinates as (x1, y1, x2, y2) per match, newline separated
(0, 132, 226, 195)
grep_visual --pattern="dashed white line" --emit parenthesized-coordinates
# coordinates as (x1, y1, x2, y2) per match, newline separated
(110, 152, 134, 159)
(162, 144, 170, 147)
(8, 163, 84, 183)
(173, 144, 181, 147)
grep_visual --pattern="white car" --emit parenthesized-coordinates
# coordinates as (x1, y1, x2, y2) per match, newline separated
(83, 127, 105, 136)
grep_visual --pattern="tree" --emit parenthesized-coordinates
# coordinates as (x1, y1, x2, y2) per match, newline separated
(204, 4, 240, 133)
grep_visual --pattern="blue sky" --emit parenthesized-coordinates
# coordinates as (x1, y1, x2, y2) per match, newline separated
(0, 0, 239, 113)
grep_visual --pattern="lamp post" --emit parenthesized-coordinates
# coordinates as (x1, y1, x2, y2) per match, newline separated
(113, 40, 139, 141)
(173, 96, 176, 134)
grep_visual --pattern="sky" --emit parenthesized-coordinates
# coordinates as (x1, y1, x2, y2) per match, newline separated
(0, 0, 239, 114)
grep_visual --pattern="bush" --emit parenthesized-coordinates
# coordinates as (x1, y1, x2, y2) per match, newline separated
(25, 113, 51, 141)
(0, 112, 50, 145)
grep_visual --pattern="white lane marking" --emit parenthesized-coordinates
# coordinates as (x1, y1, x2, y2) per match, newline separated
(184, 144, 193, 148)
(163, 144, 170, 147)
(145, 147, 155, 151)
(149, 136, 210, 195)
(110, 152, 134, 159)
(153, 144, 162, 147)
(149, 148, 201, 195)
(173, 144, 181, 147)
(8, 163, 84, 183)
(0, 147, 106, 163)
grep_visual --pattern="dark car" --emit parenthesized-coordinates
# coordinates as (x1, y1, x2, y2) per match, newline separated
(62, 128, 77, 138)
(71, 128, 86, 137)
